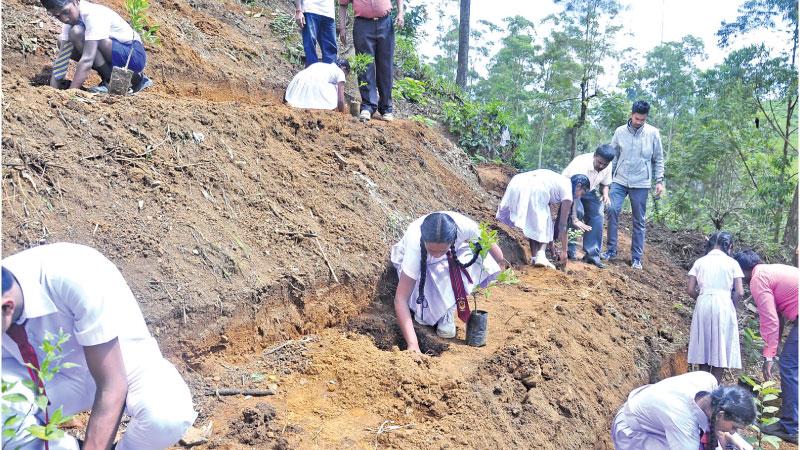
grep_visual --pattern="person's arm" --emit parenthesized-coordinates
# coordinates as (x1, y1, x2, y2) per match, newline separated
(600, 183, 610, 206)
(336, 81, 346, 113)
(70, 40, 99, 90)
(294, 0, 305, 28)
(686, 275, 699, 300)
(395, 0, 404, 28)
(732, 277, 744, 304)
(556, 200, 571, 266)
(337, 3, 349, 45)
(394, 272, 420, 353)
(652, 129, 665, 197)
(81, 338, 128, 450)
(488, 244, 505, 268)
(571, 199, 591, 232)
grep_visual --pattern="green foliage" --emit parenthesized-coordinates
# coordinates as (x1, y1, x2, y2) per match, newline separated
(441, 100, 520, 163)
(567, 228, 584, 244)
(410, 115, 435, 127)
(739, 376, 783, 449)
(269, 12, 304, 65)
(347, 53, 375, 77)
(2, 329, 77, 444)
(468, 223, 518, 307)
(126, 0, 160, 45)
(392, 77, 428, 104)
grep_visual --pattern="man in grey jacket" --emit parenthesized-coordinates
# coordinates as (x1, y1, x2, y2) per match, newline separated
(601, 100, 665, 269)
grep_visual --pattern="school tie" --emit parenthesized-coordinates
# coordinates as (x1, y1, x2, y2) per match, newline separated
(51, 42, 74, 81)
(6, 322, 45, 390)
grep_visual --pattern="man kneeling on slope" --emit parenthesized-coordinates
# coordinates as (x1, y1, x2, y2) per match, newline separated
(43, 0, 152, 93)
(2, 243, 196, 450)
(285, 59, 350, 113)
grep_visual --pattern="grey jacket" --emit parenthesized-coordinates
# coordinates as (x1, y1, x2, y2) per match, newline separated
(610, 121, 664, 189)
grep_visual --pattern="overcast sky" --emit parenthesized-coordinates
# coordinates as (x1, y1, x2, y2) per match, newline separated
(413, 0, 786, 85)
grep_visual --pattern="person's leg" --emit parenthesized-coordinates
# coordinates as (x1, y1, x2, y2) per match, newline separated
(374, 15, 395, 114)
(353, 18, 378, 114)
(779, 323, 798, 434)
(301, 12, 320, 66)
(116, 358, 197, 450)
(604, 182, 627, 259)
(581, 192, 603, 259)
(318, 14, 338, 64)
(710, 366, 724, 384)
(629, 187, 649, 264)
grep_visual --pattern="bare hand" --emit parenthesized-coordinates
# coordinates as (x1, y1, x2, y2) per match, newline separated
(763, 359, 775, 380)
(407, 343, 421, 354)
(573, 220, 592, 232)
(337, 26, 347, 45)
(654, 182, 665, 198)
(602, 194, 611, 206)
(295, 10, 305, 28)
(395, 14, 404, 28)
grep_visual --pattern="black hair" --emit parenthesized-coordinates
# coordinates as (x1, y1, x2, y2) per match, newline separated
(416, 213, 480, 318)
(705, 231, 734, 255)
(41, 0, 71, 11)
(570, 174, 590, 195)
(336, 58, 350, 72)
(594, 144, 615, 163)
(733, 249, 763, 272)
(2, 267, 15, 295)
(632, 100, 650, 115)
(705, 385, 756, 450)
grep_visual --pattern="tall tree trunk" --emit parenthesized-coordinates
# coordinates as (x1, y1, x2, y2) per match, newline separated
(455, 0, 471, 89)
(784, 184, 798, 249)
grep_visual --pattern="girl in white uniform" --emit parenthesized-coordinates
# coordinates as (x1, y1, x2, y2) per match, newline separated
(496, 170, 588, 269)
(686, 231, 745, 382)
(390, 212, 504, 350)
(612, 371, 756, 450)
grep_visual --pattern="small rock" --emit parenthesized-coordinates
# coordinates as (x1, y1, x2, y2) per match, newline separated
(137, 200, 144, 210)
(192, 131, 205, 144)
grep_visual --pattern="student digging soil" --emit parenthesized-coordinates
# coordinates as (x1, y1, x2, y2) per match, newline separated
(42, 0, 152, 93)
(390, 212, 504, 352)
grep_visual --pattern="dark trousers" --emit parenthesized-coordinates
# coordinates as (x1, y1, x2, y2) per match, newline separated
(302, 12, 337, 66)
(606, 182, 649, 262)
(567, 190, 604, 259)
(780, 323, 798, 434)
(353, 15, 394, 114)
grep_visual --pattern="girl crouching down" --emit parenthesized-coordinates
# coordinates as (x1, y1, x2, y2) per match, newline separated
(390, 212, 504, 352)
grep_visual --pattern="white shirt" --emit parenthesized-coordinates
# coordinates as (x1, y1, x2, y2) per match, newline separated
(300, 0, 335, 18)
(285, 63, 346, 110)
(59, 0, 141, 43)
(396, 211, 480, 281)
(689, 249, 744, 293)
(521, 169, 573, 204)
(562, 152, 612, 192)
(2, 243, 161, 379)
(622, 371, 717, 449)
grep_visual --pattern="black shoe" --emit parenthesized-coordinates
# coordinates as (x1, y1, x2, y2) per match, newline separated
(568, 254, 578, 261)
(760, 422, 799, 444)
(583, 255, 606, 269)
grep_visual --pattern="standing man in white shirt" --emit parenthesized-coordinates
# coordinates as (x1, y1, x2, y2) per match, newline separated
(295, 0, 338, 67)
(561, 144, 615, 268)
(1, 243, 196, 450)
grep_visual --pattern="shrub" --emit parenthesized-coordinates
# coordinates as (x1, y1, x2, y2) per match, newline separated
(126, 0, 160, 45)
(348, 53, 375, 77)
(269, 12, 304, 65)
(392, 77, 427, 104)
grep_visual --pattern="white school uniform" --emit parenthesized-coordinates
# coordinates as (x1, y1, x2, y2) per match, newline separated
(300, 0, 335, 18)
(390, 212, 501, 326)
(687, 249, 744, 368)
(1, 243, 196, 450)
(496, 169, 572, 243)
(611, 371, 717, 449)
(58, 0, 142, 43)
(285, 63, 346, 110)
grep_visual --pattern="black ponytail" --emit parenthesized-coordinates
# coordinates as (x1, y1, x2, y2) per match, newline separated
(705, 386, 757, 450)
(417, 239, 428, 319)
(451, 243, 481, 268)
(706, 231, 734, 255)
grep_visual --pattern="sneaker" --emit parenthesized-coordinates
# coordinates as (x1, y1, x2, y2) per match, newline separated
(600, 251, 616, 261)
(89, 83, 109, 94)
(132, 75, 153, 93)
(631, 259, 643, 270)
(359, 110, 372, 121)
(381, 112, 395, 122)
(436, 305, 456, 338)
(759, 422, 798, 444)
(533, 251, 555, 269)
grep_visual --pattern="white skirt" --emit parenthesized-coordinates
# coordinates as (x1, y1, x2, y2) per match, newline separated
(390, 244, 500, 326)
(688, 289, 742, 369)
(496, 175, 554, 243)
(611, 408, 670, 450)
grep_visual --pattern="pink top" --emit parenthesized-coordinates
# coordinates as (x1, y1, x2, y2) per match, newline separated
(338, 0, 392, 18)
(750, 264, 799, 357)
